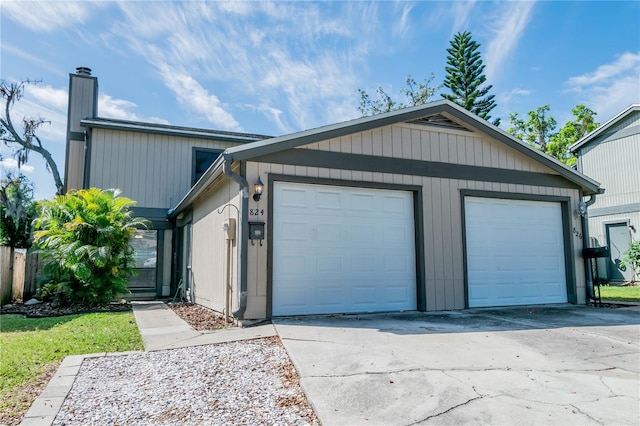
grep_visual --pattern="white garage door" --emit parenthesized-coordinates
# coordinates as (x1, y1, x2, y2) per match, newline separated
(465, 197, 568, 308)
(272, 182, 417, 316)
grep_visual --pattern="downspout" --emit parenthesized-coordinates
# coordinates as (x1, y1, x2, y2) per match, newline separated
(222, 154, 249, 320)
(581, 194, 598, 300)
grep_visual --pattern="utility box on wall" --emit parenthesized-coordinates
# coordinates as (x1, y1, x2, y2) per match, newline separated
(223, 218, 236, 241)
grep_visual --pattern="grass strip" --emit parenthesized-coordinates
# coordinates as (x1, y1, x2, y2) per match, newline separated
(599, 285, 640, 302)
(0, 312, 143, 421)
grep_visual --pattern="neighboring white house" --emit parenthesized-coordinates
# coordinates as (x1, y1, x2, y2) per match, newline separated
(570, 104, 640, 283)
(67, 67, 604, 319)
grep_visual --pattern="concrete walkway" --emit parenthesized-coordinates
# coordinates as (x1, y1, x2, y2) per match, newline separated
(21, 301, 277, 426)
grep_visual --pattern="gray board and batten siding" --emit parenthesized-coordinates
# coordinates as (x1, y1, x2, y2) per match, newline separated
(173, 100, 601, 319)
(571, 105, 640, 282)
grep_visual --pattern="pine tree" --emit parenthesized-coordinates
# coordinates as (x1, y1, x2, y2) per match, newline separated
(442, 31, 499, 125)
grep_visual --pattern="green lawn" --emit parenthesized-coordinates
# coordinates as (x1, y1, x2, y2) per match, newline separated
(600, 285, 640, 302)
(0, 312, 143, 422)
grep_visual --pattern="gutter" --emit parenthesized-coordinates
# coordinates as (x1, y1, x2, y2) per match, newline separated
(221, 154, 249, 320)
(581, 192, 601, 300)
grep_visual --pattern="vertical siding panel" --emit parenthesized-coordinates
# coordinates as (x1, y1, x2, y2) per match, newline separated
(341, 169, 353, 180)
(255, 163, 269, 298)
(457, 135, 466, 165)
(411, 129, 422, 160)
(362, 131, 374, 181)
(440, 179, 454, 309)
(431, 178, 445, 309)
(372, 129, 383, 156)
(284, 165, 296, 175)
(381, 127, 392, 157)
(473, 136, 483, 167)
(352, 133, 363, 154)
(295, 166, 306, 176)
(430, 132, 441, 162)
(403, 175, 413, 186)
(307, 166, 320, 178)
(330, 168, 341, 179)
(270, 164, 284, 175)
(420, 131, 431, 161)
(391, 126, 402, 158)
(439, 133, 449, 163)
(393, 174, 403, 185)
(401, 127, 412, 159)
(319, 168, 331, 178)
(448, 134, 458, 164)
(423, 177, 437, 310)
(330, 138, 341, 152)
(340, 135, 352, 153)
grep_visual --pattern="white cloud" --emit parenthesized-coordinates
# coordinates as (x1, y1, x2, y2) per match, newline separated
(1, 1, 99, 32)
(564, 52, 640, 120)
(484, 2, 535, 81)
(450, 1, 477, 34)
(501, 88, 532, 104)
(393, 3, 414, 38)
(156, 63, 242, 131)
(0, 157, 35, 173)
(110, 1, 376, 132)
(566, 52, 640, 88)
(98, 94, 169, 124)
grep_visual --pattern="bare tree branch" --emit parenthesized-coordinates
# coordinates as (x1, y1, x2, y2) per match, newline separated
(0, 79, 64, 195)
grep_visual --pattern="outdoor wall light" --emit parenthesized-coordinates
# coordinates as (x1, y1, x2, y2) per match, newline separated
(575, 200, 587, 217)
(253, 177, 264, 202)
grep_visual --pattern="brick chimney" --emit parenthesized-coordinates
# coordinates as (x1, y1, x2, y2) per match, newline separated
(64, 67, 98, 192)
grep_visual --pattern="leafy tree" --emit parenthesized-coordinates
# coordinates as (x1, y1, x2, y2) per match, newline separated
(442, 31, 499, 125)
(1, 80, 64, 195)
(507, 105, 557, 151)
(508, 104, 598, 166)
(357, 74, 440, 116)
(33, 188, 148, 305)
(546, 105, 598, 166)
(0, 172, 37, 248)
(621, 240, 640, 282)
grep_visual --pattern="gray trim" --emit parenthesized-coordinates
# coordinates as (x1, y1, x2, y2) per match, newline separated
(570, 105, 640, 152)
(604, 221, 631, 282)
(225, 100, 600, 195)
(238, 161, 249, 319)
(82, 129, 91, 189)
(588, 203, 640, 218)
(156, 230, 165, 297)
(459, 190, 577, 307)
(81, 118, 271, 143)
(67, 131, 85, 141)
(253, 149, 581, 190)
(266, 174, 425, 317)
(192, 147, 224, 186)
(169, 154, 227, 218)
(130, 207, 171, 230)
(175, 210, 193, 227)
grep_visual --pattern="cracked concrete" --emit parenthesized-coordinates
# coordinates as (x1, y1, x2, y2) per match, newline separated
(273, 305, 640, 425)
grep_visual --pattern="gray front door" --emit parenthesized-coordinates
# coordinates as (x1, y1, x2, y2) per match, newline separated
(606, 223, 633, 282)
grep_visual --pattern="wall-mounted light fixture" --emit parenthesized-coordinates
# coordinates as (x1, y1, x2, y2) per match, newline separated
(575, 200, 587, 217)
(630, 225, 636, 233)
(253, 177, 264, 202)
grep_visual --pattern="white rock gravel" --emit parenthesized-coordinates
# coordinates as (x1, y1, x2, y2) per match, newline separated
(53, 338, 318, 425)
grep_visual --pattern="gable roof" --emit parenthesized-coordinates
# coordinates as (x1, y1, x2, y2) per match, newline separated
(170, 100, 602, 216)
(226, 99, 600, 190)
(569, 104, 640, 152)
(81, 117, 271, 143)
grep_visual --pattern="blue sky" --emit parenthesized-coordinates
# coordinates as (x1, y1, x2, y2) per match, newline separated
(1, 1, 639, 200)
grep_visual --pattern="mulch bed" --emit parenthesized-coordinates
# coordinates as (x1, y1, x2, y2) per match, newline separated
(0, 301, 132, 317)
(167, 302, 234, 330)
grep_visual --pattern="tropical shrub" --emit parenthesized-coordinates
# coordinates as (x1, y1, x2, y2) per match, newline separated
(621, 240, 640, 282)
(33, 188, 148, 305)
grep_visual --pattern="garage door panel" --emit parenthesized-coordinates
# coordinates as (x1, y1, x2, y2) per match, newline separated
(273, 182, 416, 316)
(465, 197, 567, 308)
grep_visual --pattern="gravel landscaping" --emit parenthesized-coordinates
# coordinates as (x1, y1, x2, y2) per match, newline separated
(53, 337, 318, 425)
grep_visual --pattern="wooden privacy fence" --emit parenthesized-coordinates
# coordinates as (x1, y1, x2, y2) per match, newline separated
(0, 246, 41, 305)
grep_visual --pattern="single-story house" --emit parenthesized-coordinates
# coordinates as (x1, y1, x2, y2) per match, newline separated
(66, 67, 602, 320)
(570, 104, 639, 283)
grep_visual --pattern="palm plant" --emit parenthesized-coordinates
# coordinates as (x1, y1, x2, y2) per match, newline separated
(33, 188, 148, 305)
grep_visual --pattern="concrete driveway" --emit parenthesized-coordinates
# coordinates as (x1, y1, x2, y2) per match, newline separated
(273, 305, 640, 425)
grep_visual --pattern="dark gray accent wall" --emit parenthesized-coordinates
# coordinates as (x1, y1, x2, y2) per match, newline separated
(253, 149, 580, 190)
(265, 174, 426, 317)
(131, 207, 171, 229)
(459, 190, 577, 307)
